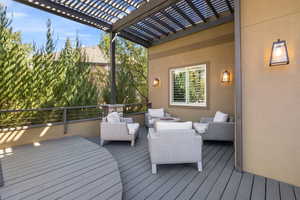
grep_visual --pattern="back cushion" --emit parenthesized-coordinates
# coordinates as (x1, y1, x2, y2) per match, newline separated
(107, 112, 121, 123)
(148, 108, 164, 118)
(155, 121, 193, 131)
(213, 111, 228, 122)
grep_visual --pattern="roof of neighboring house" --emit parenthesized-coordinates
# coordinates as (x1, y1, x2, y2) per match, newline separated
(54, 46, 109, 65)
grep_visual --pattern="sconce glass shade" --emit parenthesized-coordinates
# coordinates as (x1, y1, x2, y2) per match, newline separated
(270, 39, 289, 66)
(221, 70, 231, 83)
(152, 78, 160, 87)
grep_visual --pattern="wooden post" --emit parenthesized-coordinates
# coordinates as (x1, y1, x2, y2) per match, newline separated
(234, 0, 243, 172)
(110, 32, 117, 104)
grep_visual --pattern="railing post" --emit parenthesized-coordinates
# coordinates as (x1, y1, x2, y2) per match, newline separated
(0, 160, 4, 187)
(63, 108, 67, 134)
(110, 32, 117, 104)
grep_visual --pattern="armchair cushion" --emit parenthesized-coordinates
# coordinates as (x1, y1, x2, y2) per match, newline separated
(107, 112, 121, 123)
(193, 122, 209, 134)
(155, 121, 193, 131)
(127, 123, 139, 135)
(213, 111, 228, 122)
(148, 108, 164, 118)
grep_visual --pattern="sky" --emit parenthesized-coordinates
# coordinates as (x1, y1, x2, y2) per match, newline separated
(1, 0, 104, 50)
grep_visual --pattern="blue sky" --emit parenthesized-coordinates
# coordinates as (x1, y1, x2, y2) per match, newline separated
(1, 0, 104, 50)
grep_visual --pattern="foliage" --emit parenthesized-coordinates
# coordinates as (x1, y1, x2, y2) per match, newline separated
(99, 34, 148, 104)
(0, 5, 99, 110)
(0, 4, 148, 127)
(45, 19, 55, 54)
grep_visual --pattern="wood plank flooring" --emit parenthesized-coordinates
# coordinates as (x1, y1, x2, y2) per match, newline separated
(0, 127, 299, 200)
(0, 136, 122, 200)
(89, 127, 300, 200)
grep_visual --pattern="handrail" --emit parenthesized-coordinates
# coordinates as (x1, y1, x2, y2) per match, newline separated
(0, 103, 151, 132)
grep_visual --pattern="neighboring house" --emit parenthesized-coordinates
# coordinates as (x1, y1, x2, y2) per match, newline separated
(54, 45, 109, 70)
(55, 46, 109, 87)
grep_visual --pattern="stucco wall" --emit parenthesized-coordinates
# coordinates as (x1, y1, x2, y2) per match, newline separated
(148, 23, 235, 122)
(0, 120, 100, 149)
(241, 0, 300, 186)
(0, 113, 144, 149)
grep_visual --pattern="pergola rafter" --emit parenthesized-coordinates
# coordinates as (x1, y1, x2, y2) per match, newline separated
(14, 0, 234, 47)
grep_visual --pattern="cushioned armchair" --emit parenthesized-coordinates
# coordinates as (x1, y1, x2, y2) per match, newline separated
(100, 112, 140, 147)
(147, 121, 203, 174)
(145, 108, 172, 128)
(194, 113, 234, 141)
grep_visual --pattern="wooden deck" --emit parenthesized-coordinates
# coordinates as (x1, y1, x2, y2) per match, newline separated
(0, 127, 299, 200)
(89, 127, 300, 200)
(0, 136, 122, 200)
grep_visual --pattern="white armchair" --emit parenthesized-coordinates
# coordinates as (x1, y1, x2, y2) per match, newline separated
(100, 112, 139, 147)
(147, 121, 203, 174)
(144, 108, 172, 128)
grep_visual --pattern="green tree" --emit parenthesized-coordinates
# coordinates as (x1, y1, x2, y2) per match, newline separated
(99, 34, 148, 104)
(45, 19, 55, 54)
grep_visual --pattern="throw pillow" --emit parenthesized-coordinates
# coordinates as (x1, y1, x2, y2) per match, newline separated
(107, 112, 121, 123)
(213, 111, 228, 122)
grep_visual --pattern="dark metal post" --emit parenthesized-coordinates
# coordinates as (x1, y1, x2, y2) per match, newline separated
(110, 32, 117, 104)
(63, 108, 67, 134)
(0, 160, 4, 187)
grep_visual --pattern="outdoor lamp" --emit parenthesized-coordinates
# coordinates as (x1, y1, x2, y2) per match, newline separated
(221, 70, 231, 83)
(270, 39, 289, 66)
(152, 78, 160, 87)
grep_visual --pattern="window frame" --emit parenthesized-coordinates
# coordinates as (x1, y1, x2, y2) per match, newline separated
(169, 63, 208, 107)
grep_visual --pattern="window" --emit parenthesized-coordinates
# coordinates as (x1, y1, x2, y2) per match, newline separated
(170, 64, 207, 107)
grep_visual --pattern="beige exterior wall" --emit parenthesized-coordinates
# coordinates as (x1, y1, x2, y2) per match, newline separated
(0, 120, 100, 149)
(241, 0, 300, 186)
(148, 23, 235, 122)
(0, 113, 144, 149)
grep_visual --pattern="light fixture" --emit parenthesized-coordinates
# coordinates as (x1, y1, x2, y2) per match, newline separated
(270, 39, 289, 66)
(152, 78, 160, 87)
(221, 70, 231, 83)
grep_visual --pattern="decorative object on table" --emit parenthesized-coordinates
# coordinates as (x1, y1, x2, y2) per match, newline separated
(194, 111, 234, 141)
(145, 108, 177, 128)
(269, 39, 289, 66)
(100, 112, 139, 147)
(148, 121, 202, 174)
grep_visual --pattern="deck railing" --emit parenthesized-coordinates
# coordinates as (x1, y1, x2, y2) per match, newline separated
(0, 103, 151, 132)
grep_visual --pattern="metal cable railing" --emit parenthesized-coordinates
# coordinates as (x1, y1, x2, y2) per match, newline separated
(0, 103, 151, 132)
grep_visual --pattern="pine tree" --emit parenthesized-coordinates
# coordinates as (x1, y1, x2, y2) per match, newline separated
(45, 19, 55, 54)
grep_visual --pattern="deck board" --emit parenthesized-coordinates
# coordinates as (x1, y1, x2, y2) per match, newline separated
(280, 182, 296, 200)
(0, 136, 122, 200)
(266, 179, 280, 200)
(1, 127, 299, 200)
(89, 127, 300, 200)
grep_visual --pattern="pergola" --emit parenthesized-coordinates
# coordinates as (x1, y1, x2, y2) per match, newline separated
(14, 0, 234, 103)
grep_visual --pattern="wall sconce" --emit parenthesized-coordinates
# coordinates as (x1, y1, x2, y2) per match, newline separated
(270, 39, 289, 66)
(221, 70, 231, 83)
(152, 78, 160, 87)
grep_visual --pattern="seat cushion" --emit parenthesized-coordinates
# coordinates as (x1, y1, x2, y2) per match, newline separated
(213, 111, 228, 122)
(127, 123, 140, 135)
(107, 112, 121, 123)
(193, 122, 209, 134)
(155, 121, 193, 131)
(148, 108, 164, 118)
